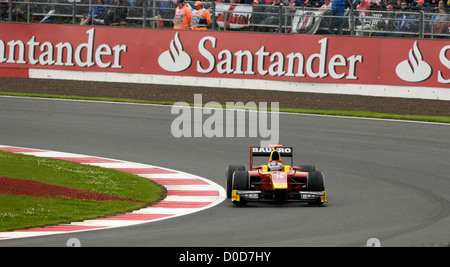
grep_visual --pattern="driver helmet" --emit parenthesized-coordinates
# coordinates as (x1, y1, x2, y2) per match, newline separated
(269, 161, 282, 171)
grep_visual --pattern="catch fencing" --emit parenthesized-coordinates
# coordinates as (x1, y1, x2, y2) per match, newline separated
(1, 0, 449, 38)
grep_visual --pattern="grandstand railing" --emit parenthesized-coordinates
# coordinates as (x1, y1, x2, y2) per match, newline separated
(1, 0, 449, 39)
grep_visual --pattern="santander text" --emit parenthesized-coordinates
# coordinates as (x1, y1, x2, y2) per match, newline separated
(197, 37, 362, 80)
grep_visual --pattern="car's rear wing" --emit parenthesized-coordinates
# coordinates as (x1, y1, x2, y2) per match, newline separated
(250, 145, 293, 170)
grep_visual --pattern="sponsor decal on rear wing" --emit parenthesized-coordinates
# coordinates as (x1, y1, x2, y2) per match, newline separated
(250, 146, 293, 170)
(251, 146, 293, 157)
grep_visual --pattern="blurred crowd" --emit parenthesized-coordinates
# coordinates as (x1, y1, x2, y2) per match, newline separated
(0, 0, 448, 36)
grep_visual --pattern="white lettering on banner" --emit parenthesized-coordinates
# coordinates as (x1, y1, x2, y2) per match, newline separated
(196, 36, 363, 80)
(197, 36, 216, 74)
(438, 45, 450, 84)
(0, 28, 127, 69)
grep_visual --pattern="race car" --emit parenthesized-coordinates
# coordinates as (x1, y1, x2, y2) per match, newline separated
(226, 145, 326, 206)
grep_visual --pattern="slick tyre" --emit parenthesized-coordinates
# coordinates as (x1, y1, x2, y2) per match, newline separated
(307, 171, 325, 206)
(232, 170, 250, 191)
(232, 170, 250, 205)
(226, 165, 246, 198)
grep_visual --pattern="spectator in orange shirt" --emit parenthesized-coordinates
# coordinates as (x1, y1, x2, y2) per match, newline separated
(191, 1, 212, 30)
(173, 0, 192, 30)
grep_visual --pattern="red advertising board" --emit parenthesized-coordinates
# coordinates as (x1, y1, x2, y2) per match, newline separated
(0, 23, 449, 88)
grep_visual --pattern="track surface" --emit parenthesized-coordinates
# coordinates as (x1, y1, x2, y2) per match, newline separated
(0, 96, 449, 247)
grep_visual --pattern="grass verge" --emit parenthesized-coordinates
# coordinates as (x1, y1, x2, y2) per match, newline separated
(1, 91, 449, 124)
(0, 150, 165, 232)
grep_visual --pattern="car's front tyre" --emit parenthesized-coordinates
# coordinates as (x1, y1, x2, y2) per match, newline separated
(226, 165, 246, 198)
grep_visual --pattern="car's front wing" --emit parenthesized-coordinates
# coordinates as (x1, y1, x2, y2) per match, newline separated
(231, 190, 327, 204)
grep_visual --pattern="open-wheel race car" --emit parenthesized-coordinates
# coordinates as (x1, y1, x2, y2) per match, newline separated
(226, 145, 326, 206)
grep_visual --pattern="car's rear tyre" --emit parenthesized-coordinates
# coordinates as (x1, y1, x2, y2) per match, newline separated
(299, 165, 316, 172)
(226, 165, 246, 198)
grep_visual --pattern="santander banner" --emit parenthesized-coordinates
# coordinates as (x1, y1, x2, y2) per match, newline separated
(0, 23, 449, 89)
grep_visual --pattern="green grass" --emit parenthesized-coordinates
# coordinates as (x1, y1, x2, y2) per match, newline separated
(0, 151, 165, 232)
(278, 108, 450, 124)
(1, 91, 449, 124)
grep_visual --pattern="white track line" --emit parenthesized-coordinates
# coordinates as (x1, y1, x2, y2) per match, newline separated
(0, 145, 226, 240)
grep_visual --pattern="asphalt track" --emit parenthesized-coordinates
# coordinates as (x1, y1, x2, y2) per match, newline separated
(0, 96, 449, 247)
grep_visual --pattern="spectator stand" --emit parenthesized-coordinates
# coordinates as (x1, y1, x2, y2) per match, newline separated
(0, 0, 448, 38)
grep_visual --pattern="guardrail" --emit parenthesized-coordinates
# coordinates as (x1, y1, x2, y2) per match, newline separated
(0, 0, 449, 38)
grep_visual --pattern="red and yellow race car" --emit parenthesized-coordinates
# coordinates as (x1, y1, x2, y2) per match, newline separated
(226, 145, 326, 206)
